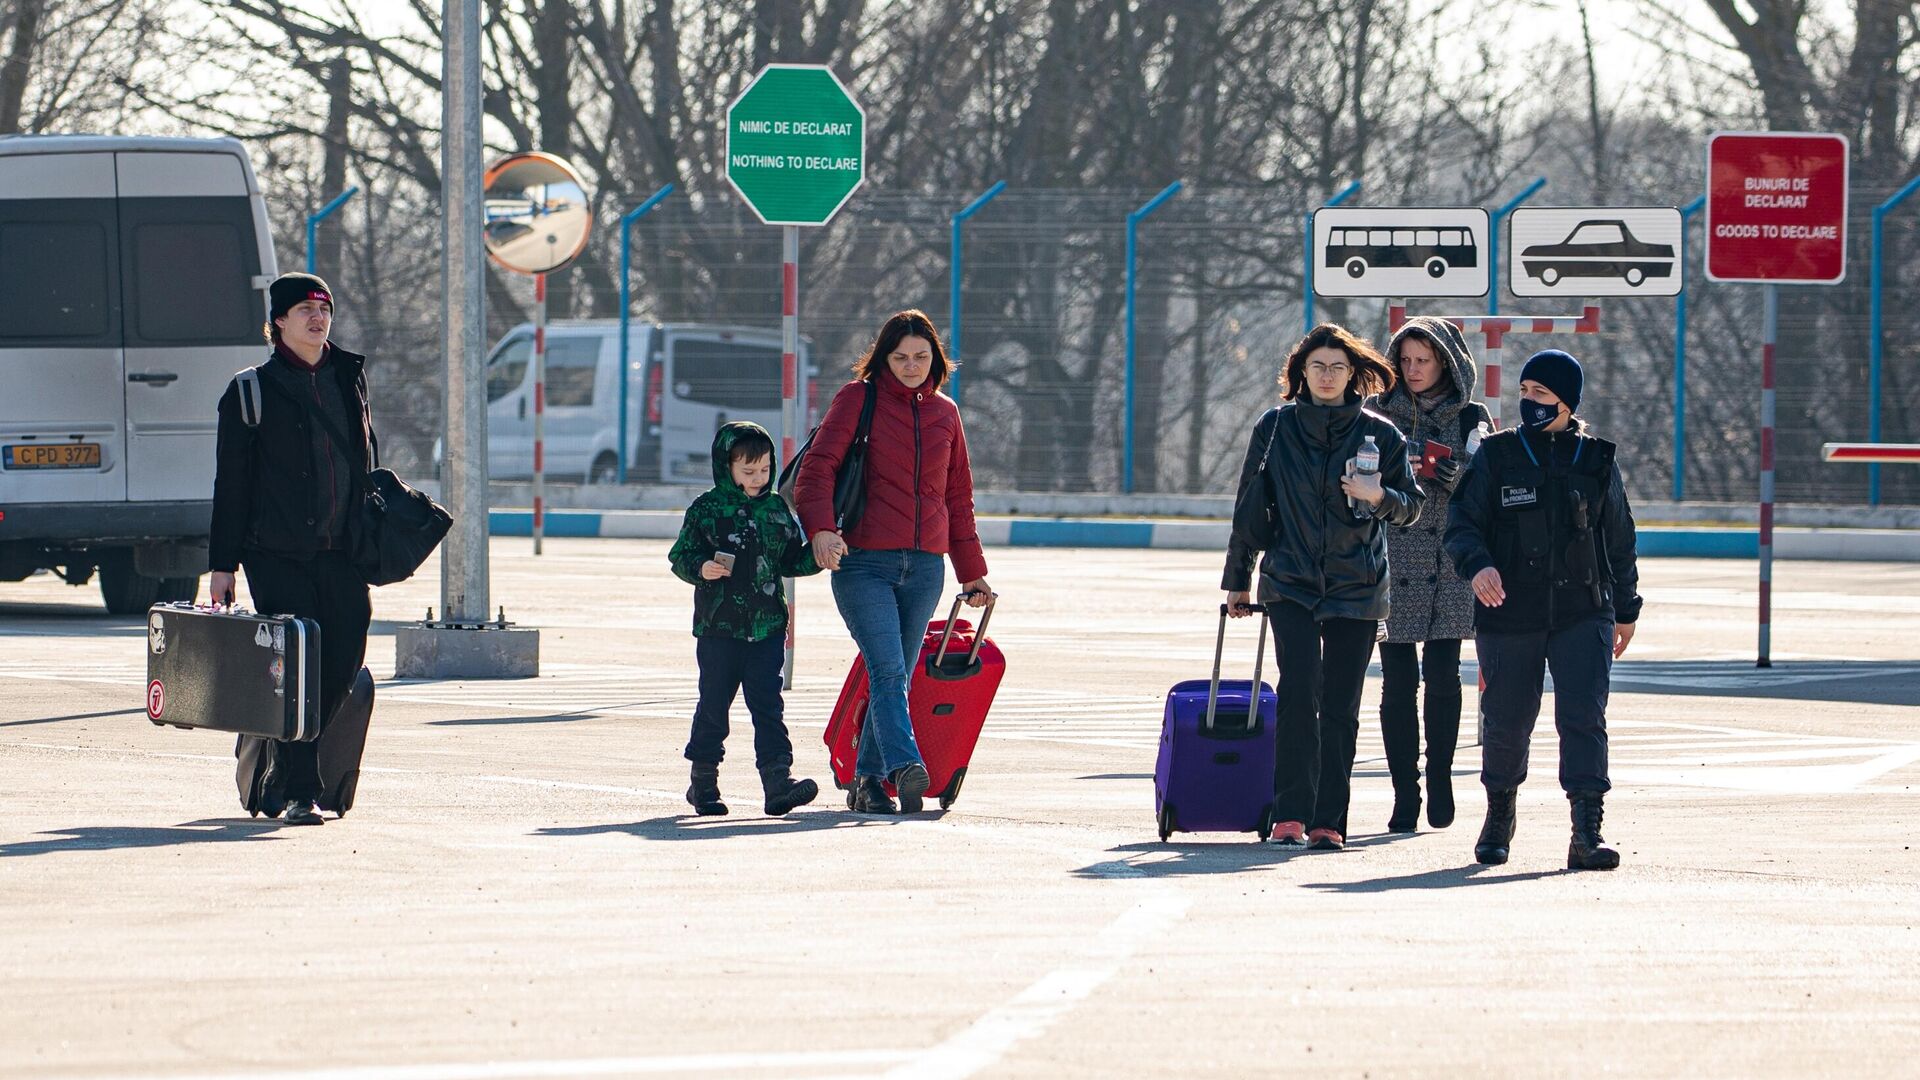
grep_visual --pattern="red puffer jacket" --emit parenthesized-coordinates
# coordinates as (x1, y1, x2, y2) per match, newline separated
(794, 365, 988, 583)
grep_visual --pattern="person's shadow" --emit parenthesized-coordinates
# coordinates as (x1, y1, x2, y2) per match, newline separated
(1301, 865, 1569, 892)
(535, 808, 923, 841)
(0, 820, 283, 858)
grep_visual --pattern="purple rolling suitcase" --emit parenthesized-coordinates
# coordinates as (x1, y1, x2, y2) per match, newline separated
(1154, 603, 1278, 842)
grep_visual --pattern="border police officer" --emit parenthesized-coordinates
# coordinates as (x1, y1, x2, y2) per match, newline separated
(1444, 350, 1642, 870)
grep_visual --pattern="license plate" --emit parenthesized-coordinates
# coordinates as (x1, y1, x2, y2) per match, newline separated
(3, 443, 103, 470)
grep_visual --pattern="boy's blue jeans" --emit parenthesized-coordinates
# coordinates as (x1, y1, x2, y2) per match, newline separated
(684, 634, 793, 769)
(831, 547, 946, 778)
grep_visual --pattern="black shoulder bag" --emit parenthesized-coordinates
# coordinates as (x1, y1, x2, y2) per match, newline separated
(777, 379, 877, 532)
(266, 376, 454, 587)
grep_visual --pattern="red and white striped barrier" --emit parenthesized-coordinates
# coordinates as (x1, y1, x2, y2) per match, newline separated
(1822, 443, 1920, 463)
(1389, 305, 1601, 428)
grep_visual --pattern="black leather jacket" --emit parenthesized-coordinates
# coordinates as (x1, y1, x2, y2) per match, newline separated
(209, 346, 374, 573)
(1223, 396, 1424, 621)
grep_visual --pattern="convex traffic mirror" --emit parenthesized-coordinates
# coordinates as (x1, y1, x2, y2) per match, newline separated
(482, 152, 592, 275)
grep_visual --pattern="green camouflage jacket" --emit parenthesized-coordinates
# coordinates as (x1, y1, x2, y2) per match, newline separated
(668, 421, 821, 640)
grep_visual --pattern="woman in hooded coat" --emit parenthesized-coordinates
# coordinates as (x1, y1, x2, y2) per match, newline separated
(1372, 317, 1491, 832)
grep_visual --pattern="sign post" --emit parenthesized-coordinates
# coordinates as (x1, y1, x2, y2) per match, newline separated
(725, 64, 866, 687)
(1706, 131, 1850, 668)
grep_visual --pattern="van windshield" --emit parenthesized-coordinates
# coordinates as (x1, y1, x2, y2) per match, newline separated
(487, 338, 529, 402)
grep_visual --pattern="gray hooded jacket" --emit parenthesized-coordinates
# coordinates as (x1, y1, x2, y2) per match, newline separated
(1372, 317, 1489, 643)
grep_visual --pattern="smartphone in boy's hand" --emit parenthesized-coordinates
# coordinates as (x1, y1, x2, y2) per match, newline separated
(713, 551, 736, 575)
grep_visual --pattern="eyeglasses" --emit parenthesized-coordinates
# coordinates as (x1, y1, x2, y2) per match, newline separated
(1306, 362, 1352, 377)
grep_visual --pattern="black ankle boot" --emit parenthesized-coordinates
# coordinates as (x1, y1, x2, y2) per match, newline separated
(686, 762, 728, 816)
(890, 763, 931, 814)
(850, 775, 897, 815)
(1567, 790, 1621, 871)
(1387, 781, 1421, 833)
(1426, 758, 1456, 829)
(1474, 788, 1517, 864)
(760, 765, 819, 817)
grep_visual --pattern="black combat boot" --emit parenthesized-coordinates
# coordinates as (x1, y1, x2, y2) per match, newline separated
(850, 775, 897, 815)
(760, 765, 820, 817)
(1474, 788, 1517, 865)
(1567, 790, 1621, 871)
(685, 762, 728, 816)
(1387, 780, 1422, 833)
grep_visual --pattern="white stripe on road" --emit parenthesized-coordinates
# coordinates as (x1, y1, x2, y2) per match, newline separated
(883, 891, 1190, 1080)
(76, 1049, 920, 1080)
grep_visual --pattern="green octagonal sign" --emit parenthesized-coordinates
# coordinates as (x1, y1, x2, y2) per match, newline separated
(726, 64, 865, 226)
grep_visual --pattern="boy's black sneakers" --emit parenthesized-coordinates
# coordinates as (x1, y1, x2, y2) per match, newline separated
(890, 763, 932, 813)
(686, 762, 728, 816)
(850, 775, 897, 815)
(760, 765, 819, 817)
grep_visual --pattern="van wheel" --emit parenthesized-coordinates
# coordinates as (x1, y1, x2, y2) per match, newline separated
(588, 453, 620, 485)
(98, 551, 163, 615)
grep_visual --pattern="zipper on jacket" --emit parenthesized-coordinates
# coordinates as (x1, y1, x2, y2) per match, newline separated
(912, 393, 924, 551)
(309, 370, 339, 540)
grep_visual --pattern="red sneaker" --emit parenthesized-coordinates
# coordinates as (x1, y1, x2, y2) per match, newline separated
(1270, 820, 1307, 847)
(1307, 827, 1345, 851)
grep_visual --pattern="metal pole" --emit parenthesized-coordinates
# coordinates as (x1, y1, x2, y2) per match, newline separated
(949, 181, 1007, 407)
(1305, 180, 1362, 334)
(1758, 284, 1777, 668)
(1489, 177, 1547, 316)
(305, 187, 359, 275)
(532, 273, 547, 556)
(617, 183, 675, 483)
(1869, 174, 1920, 506)
(781, 225, 800, 688)
(1124, 181, 1182, 494)
(439, 0, 487, 623)
(1675, 194, 1705, 502)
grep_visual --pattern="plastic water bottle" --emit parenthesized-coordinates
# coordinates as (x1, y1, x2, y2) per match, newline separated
(1466, 420, 1489, 456)
(1351, 435, 1380, 519)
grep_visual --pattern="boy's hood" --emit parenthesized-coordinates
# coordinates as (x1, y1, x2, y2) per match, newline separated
(1386, 316, 1477, 404)
(710, 420, 779, 497)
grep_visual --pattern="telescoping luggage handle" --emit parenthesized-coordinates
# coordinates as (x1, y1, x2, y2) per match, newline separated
(928, 591, 997, 679)
(1205, 603, 1267, 731)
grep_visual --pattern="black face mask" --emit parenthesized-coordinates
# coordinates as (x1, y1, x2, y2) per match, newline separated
(1519, 398, 1561, 430)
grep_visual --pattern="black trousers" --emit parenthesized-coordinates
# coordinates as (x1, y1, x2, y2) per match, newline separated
(1377, 639, 1464, 789)
(241, 549, 371, 801)
(1267, 600, 1377, 836)
(684, 635, 794, 770)
(1477, 614, 1614, 795)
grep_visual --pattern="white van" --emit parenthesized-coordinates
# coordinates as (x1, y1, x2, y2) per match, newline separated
(0, 135, 276, 612)
(480, 320, 817, 484)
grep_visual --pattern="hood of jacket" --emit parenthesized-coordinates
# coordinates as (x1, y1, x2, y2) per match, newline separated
(1382, 316, 1477, 410)
(709, 420, 780, 502)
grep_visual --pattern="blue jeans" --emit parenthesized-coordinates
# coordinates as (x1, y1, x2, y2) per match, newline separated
(831, 547, 946, 777)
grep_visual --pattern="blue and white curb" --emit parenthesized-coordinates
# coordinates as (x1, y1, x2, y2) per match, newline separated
(488, 510, 1916, 561)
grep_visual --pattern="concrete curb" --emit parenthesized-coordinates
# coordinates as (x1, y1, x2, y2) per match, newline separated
(486, 510, 1918, 561)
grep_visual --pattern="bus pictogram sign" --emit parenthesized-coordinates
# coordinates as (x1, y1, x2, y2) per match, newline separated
(1312, 207, 1491, 298)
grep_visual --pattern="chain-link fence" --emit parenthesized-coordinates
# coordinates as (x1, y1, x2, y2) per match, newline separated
(282, 184, 1920, 507)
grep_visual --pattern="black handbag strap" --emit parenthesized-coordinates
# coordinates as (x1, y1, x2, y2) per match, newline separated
(847, 378, 877, 455)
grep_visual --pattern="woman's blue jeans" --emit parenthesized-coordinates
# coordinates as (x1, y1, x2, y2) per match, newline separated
(831, 547, 946, 778)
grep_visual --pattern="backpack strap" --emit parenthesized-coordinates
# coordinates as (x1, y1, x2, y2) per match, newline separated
(235, 368, 263, 428)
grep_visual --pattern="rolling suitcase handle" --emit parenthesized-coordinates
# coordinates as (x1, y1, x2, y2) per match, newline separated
(929, 591, 997, 679)
(1204, 603, 1267, 731)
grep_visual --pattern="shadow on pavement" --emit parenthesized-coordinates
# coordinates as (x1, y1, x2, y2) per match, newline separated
(1608, 659, 1920, 707)
(0, 707, 146, 728)
(427, 712, 606, 726)
(1302, 865, 1569, 892)
(1073, 831, 1426, 879)
(535, 809, 915, 841)
(0, 821, 283, 858)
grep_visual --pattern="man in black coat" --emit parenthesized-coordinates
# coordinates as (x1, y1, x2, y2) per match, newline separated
(208, 273, 373, 826)
(1444, 350, 1642, 870)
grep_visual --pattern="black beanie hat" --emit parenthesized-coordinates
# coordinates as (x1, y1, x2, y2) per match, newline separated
(1519, 349, 1583, 412)
(269, 273, 334, 322)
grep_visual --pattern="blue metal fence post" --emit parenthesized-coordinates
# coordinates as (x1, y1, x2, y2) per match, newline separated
(949, 181, 1007, 408)
(616, 183, 675, 483)
(1869, 174, 1920, 505)
(1124, 181, 1183, 495)
(1675, 194, 1705, 502)
(304, 187, 359, 274)
(1304, 180, 1362, 334)
(1488, 177, 1547, 316)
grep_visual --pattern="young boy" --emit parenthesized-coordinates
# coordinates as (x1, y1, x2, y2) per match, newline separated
(668, 422, 823, 816)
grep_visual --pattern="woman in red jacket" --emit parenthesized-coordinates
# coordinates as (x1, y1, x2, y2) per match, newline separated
(795, 310, 991, 815)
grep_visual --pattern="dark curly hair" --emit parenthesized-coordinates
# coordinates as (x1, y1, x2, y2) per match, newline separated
(1280, 323, 1396, 402)
(852, 309, 951, 391)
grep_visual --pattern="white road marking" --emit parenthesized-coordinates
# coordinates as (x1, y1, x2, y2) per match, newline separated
(75, 1048, 920, 1080)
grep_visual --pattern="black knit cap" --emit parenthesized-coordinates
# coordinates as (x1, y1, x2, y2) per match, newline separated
(1519, 349, 1583, 412)
(269, 272, 334, 322)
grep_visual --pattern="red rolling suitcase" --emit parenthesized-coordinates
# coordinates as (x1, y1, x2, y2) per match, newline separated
(824, 593, 1002, 810)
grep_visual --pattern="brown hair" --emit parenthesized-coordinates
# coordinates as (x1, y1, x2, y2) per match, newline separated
(852, 309, 951, 391)
(1280, 323, 1395, 402)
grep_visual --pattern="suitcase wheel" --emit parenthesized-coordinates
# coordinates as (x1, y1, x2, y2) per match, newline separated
(1157, 803, 1176, 843)
(846, 787, 858, 810)
(937, 766, 967, 811)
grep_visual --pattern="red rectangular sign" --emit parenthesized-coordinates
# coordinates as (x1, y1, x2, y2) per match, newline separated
(1705, 131, 1849, 284)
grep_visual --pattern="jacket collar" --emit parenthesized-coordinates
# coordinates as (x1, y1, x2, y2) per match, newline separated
(267, 341, 365, 379)
(1294, 394, 1362, 446)
(873, 363, 934, 400)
